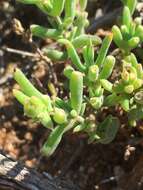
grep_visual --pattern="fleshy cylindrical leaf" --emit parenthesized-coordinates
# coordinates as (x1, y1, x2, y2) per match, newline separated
(41, 125, 65, 156)
(123, 6, 132, 30)
(13, 89, 29, 105)
(128, 37, 140, 49)
(122, 0, 137, 15)
(99, 55, 115, 79)
(50, 0, 65, 16)
(30, 25, 61, 40)
(70, 71, 83, 113)
(64, 0, 76, 21)
(100, 79, 113, 92)
(58, 39, 86, 72)
(120, 98, 130, 111)
(133, 79, 142, 90)
(74, 12, 88, 36)
(79, 0, 87, 11)
(112, 25, 123, 48)
(95, 34, 113, 68)
(135, 25, 143, 41)
(43, 48, 67, 61)
(72, 34, 101, 49)
(121, 25, 129, 39)
(14, 69, 52, 111)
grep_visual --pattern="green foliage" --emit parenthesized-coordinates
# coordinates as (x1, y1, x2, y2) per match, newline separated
(112, 3, 143, 54)
(88, 115, 120, 144)
(121, 0, 137, 15)
(13, 0, 143, 157)
(13, 69, 85, 156)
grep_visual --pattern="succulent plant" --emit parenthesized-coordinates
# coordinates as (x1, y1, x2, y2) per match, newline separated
(13, 0, 143, 156)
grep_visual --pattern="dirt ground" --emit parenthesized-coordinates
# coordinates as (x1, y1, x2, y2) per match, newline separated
(1, 1, 143, 190)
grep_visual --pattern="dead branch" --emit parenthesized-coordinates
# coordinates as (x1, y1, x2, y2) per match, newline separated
(0, 152, 80, 190)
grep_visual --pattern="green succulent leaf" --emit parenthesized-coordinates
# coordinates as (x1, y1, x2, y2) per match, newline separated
(96, 115, 120, 144)
(49, 0, 65, 17)
(14, 69, 52, 111)
(123, 6, 132, 30)
(99, 55, 115, 79)
(58, 39, 86, 72)
(72, 34, 101, 49)
(121, 0, 137, 15)
(95, 34, 113, 68)
(41, 125, 65, 156)
(64, 0, 76, 21)
(30, 25, 62, 40)
(128, 106, 143, 121)
(79, 0, 87, 11)
(70, 71, 83, 113)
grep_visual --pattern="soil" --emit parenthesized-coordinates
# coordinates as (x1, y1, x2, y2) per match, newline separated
(0, 1, 143, 190)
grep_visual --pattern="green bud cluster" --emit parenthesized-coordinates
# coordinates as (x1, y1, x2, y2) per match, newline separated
(105, 53, 143, 112)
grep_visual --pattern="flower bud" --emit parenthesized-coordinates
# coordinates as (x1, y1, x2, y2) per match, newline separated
(24, 96, 44, 118)
(90, 96, 103, 109)
(70, 110, 78, 118)
(88, 65, 99, 82)
(121, 69, 130, 83)
(53, 108, 67, 124)
(64, 65, 74, 79)
(124, 84, 134, 94)
(129, 120, 137, 127)
(129, 72, 137, 82)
